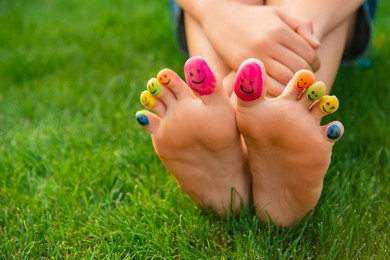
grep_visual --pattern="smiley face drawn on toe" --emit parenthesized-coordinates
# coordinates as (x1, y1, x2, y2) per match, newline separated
(147, 78, 162, 96)
(318, 95, 339, 114)
(140, 90, 156, 108)
(135, 111, 149, 126)
(326, 124, 341, 141)
(306, 81, 326, 101)
(234, 62, 264, 102)
(184, 56, 216, 96)
(157, 69, 173, 86)
(294, 70, 315, 90)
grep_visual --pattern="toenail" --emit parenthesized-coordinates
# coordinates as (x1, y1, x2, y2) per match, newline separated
(294, 70, 314, 90)
(136, 111, 149, 126)
(318, 95, 339, 114)
(326, 124, 341, 141)
(305, 81, 325, 101)
(184, 56, 216, 96)
(234, 62, 264, 101)
(140, 90, 156, 108)
(147, 78, 162, 96)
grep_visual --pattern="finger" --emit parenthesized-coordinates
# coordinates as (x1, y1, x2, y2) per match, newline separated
(278, 9, 320, 49)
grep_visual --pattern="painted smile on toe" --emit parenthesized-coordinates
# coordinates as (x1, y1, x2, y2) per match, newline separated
(184, 56, 216, 96)
(306, 82, 326, 102)
(140, 90, 156, 108)
(326, 124, 342, 141)
(147, 78, 162, 96)
(190, 71, 206, 85)
(135, 111, 149, 126)
(234, 62, 264, 101)
(294, 70, 315, 90)
(159, 75, 171, 85)
(157, 69, 174, 86)
(239, 79, 255, 94)
(318, 95, 339, 114)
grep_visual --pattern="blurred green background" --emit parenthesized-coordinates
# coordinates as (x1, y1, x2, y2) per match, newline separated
(1, 0, 389, 258)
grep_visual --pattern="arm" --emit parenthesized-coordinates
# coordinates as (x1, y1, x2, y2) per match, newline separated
(283, 0, 365, 40)
(175, 0, 320, 90)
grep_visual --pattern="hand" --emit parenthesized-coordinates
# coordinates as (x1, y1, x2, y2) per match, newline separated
(200, 2, 320, 96)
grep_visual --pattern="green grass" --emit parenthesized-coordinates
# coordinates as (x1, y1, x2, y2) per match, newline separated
(1, 0, 389, 258)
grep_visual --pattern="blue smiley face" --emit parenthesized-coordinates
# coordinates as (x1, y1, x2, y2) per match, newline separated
(136, 112, 149, 126)
(326, 124, 341, 141)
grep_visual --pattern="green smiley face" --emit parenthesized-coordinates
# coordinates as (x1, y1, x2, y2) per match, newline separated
(147, 77, 162, 96)
(306, 81, 326, 101)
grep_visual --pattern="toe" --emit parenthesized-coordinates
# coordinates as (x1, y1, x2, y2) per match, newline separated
(322, 121, 344, 142)
(281, 69, 315, 100)
(184, 56, 229, 105)
(140, 90, 166, 117)
(147, 77, 176, 106)
(311, 95, 340, 122)
(135, 110, 160, 134)
(157, 68, 195, 100)
(303, 81, 327, 109)
(234, 58, 267, 104)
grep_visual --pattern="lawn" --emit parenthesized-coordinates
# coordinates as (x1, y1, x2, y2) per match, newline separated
(0, 0, 389, 258)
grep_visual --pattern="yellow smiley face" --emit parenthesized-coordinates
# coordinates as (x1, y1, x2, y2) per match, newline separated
(140, 90, 156, 108)
(318, 95, 339, 114)
(294, 70, 315, 90)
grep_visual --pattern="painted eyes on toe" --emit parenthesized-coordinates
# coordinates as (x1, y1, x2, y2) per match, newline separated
(140, 90, 156, 108)
(294, 70, 315, 90)
(157, 69, 172, 86)
(234, 62, 264, 101)
(184, 56, 216, 96)
(147, 78, 162, 96)
(306, 81, 326, 101)
(318, 95, 339, 114)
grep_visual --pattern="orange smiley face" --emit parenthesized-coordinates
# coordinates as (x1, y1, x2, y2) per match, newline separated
(157, 68, 174, 86)
(294, 70, 315, 90)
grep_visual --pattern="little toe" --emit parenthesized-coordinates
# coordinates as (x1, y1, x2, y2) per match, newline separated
(322, 121, 344, 142)
(140, 90, 166, 117)
(184, 56, 229, 105)
(234, 58, 267, 105)
(147, 77, 176, 105)
(135, 110, 160, 134)
(157, 68, 195, 100)
(311, 95, 340, 122)
(281, 69, 315, 100)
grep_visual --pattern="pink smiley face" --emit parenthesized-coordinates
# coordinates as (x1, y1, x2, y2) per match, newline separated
(234, 61, 264, 101)
(184, 56, 216, 96)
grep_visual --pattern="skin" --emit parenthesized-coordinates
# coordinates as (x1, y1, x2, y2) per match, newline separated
(139, 58, 251, 215)
(234, 59, 343, 226)
(177, 0, 363, 94)
(136, 57, 344, 226)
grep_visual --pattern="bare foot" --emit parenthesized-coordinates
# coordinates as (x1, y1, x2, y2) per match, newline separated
(234, 58, 344, 227)
(136, 57, 250, 215)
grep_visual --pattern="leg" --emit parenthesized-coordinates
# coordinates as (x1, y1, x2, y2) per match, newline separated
(183, 0, 266, 96)
(136, 57, 251, 215)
